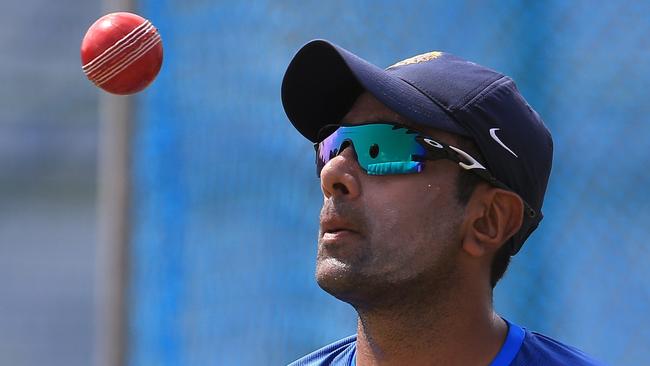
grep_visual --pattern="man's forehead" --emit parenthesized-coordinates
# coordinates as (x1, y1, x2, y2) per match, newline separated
(340, 92, 459, 142)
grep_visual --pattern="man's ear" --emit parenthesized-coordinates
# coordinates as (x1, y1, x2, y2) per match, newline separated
(462, 185, 524, 257)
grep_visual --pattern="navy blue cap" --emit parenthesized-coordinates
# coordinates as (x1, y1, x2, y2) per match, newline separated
(281, 39, 553, 255)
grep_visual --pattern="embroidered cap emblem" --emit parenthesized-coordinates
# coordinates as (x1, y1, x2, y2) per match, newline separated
(387, 51, 443, 69)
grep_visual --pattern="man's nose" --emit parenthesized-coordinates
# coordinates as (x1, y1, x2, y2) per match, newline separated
(320, 145, 362, 199)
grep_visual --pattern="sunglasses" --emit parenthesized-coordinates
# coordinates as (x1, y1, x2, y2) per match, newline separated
(315, 122, 537, 219)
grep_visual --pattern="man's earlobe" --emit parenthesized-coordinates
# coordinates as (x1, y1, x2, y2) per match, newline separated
(462, 186, 524, 257)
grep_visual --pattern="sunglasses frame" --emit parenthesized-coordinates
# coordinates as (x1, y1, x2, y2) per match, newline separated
(315, 122, 537, 220)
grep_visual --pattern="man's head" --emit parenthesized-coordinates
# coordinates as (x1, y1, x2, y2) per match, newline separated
(281, 40, 553, 303)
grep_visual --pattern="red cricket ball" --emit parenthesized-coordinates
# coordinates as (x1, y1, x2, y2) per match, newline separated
(81, 12, 163, 95)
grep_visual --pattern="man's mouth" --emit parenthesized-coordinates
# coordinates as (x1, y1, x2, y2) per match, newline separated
(323, 227, 356, 235)
(320, 218, 362, 244)
(321, 230, 360, 246)
(319, 202, 364, 245)
(321, 218, 358, 235)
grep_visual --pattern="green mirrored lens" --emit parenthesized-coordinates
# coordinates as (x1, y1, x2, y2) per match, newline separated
(317, 123, 426, 176)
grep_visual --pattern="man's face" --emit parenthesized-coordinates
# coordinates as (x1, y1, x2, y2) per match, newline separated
(316, 93, 467, 308)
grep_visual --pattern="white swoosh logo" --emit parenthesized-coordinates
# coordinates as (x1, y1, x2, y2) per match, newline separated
(489, 128, 518, 158)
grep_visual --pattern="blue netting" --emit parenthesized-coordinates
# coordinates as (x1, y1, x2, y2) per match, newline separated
(129, 1, 650, 364)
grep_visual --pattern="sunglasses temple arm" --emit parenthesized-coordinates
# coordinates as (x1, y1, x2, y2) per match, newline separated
(448, 146, 537, 219)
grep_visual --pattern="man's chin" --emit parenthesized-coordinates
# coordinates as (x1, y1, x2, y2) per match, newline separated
(316, 257, 350, 284)
(315, 258, 369, 304)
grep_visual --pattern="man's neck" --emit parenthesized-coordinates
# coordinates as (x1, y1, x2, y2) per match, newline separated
(353, 285, 507, 366)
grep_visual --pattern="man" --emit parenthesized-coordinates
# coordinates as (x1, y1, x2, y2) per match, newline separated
(281, 40, 603, 366)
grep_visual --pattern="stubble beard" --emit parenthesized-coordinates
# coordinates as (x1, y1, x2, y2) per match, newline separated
(315, 206, 463, 313)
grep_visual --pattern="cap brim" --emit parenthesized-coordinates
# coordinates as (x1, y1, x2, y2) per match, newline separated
(281, 39, 466, 142)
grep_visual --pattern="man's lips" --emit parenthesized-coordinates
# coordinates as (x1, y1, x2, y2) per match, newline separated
(320, 218, 358, 234)
(321, 229, 358, 240)
(320, 217, 362, 243)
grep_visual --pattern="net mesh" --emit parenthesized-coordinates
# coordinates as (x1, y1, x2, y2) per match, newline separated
(128, 1, 650, 364)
